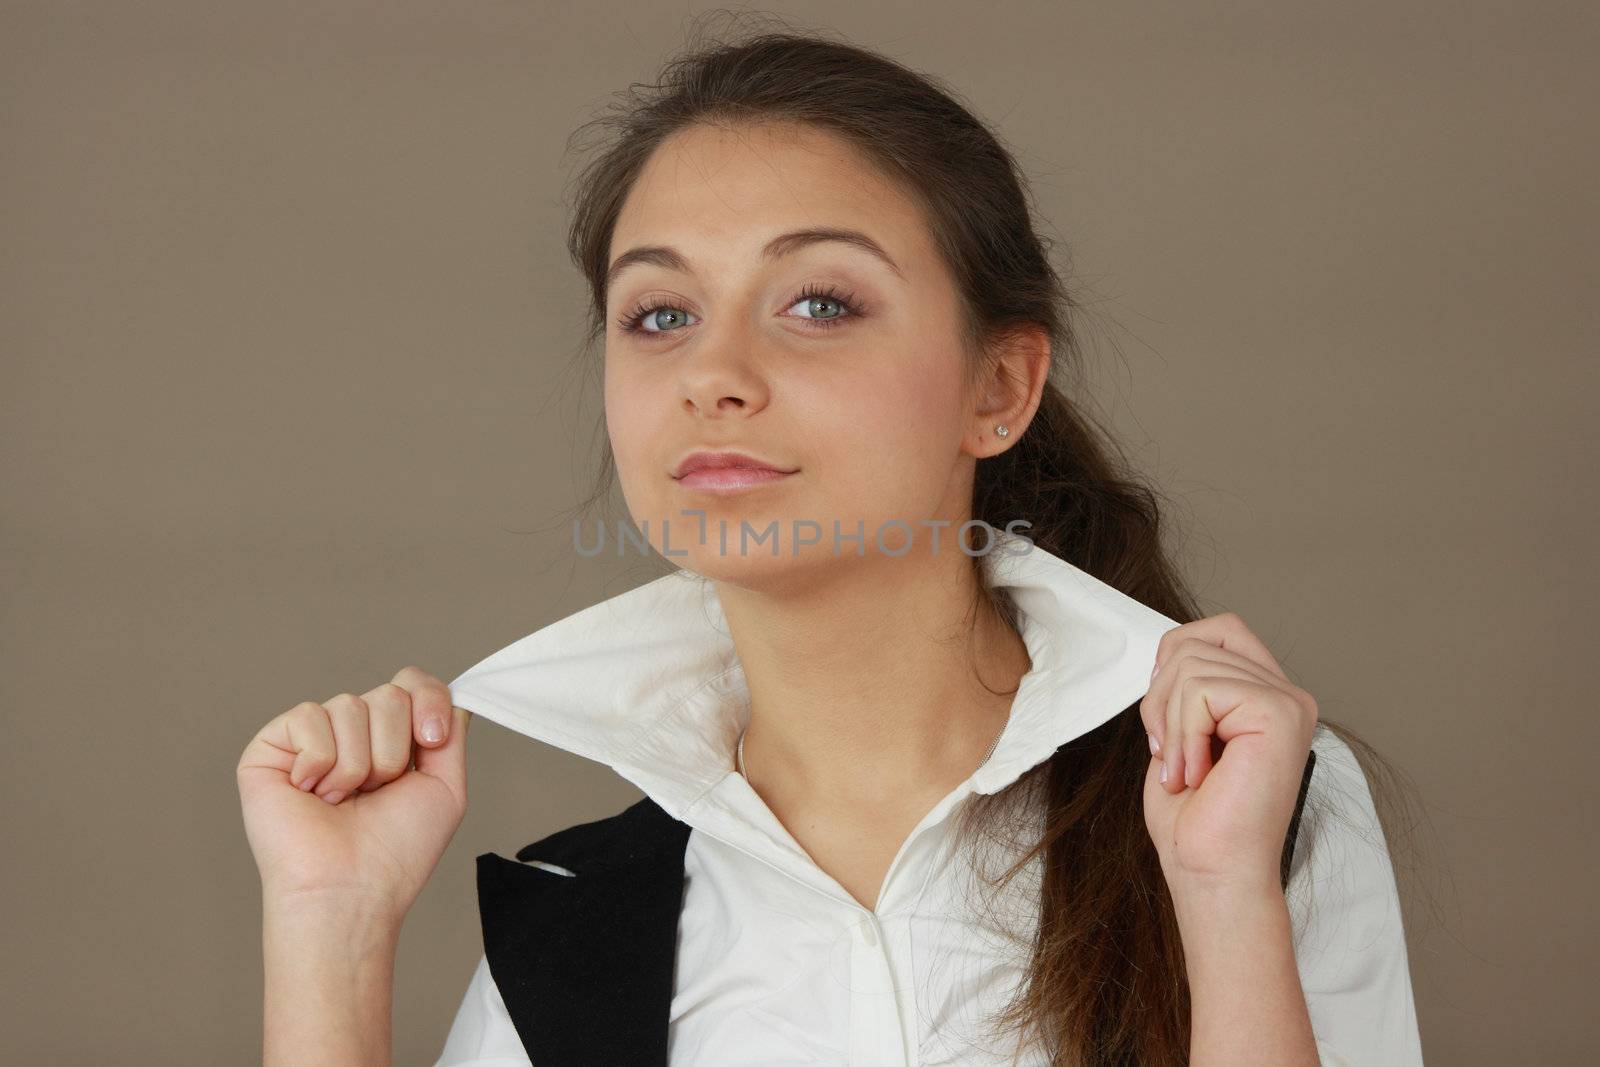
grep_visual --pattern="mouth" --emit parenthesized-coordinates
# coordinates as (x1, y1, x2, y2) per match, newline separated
(674, 467, 797, 492)
(671, 450, 798, 493)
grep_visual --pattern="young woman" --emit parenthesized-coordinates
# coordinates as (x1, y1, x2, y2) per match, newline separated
(238, 22, 1424, 1067)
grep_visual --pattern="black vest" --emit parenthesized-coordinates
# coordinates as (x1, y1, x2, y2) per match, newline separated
(475, 749, 1318, 1066)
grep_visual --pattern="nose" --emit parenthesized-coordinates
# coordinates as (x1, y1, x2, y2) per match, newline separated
(677, 329, 771, 419)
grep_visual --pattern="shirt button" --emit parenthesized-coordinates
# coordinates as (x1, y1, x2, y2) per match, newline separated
(858, 920, 878, 947)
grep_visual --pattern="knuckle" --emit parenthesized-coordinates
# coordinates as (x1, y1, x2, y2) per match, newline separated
(324, 693, 370, 718)
(288, 699, 324, 721)
(393, 664, 438, 686)
(370, 682, 410, 708)
(287, 703, 330, 736)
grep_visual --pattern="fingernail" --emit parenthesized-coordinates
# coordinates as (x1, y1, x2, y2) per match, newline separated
(322, 790, 345, 804)
(421, 718, 444, 743)
(1159, 761, 1168, 784)
(298, 777, 316, 792)
(1148, 732, 1160, 756)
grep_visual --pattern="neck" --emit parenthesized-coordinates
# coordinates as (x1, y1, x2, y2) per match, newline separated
(718, 546, 1031, 809)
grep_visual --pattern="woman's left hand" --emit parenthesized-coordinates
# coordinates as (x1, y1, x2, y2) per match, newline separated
(1139, 612, 1319, 896)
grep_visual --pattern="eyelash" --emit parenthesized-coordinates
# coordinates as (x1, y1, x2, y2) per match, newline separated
(614, 283, 865, 337)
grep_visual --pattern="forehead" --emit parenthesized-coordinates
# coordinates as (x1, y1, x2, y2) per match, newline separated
(610, 121, 931, 270)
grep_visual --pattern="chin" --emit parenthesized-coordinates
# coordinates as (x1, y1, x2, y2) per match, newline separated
(676, 545, 804, 586)
(634, 501, 867, 586)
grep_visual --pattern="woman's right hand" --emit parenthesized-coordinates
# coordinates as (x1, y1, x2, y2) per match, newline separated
(236, 665, 471, 929)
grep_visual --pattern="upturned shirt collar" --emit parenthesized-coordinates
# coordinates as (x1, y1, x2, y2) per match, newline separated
(446, 530, 1181, 829)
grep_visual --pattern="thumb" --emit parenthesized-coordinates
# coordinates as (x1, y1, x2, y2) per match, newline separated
(414, 705, 471, 800)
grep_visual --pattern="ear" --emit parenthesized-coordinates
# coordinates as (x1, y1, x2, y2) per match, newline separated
(964, 325, 1051, 459)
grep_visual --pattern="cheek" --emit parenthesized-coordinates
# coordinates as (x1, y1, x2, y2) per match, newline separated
(603, 365, 660, 504)
(795, 346, 969, 514)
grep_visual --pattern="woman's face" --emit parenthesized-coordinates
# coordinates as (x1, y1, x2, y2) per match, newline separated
(603, 121, 1007, 586)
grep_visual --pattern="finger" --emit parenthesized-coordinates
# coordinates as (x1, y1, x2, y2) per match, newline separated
(1144, 612, 1293, 754)
(1143, 650, 1176, 758)
(1145, 636, 1217, 758)
(392, 665, 453, 748)
(283, 702, 338, 794)
(316, 693, 373, 804)
(1160, 650, 1266, 792)
(1159, 641, 1226, 791)
(413, 705, 471, 806)
(1172, 649, 1285, 789)
(1162, 667, 1185, 792)
(1166, 612, 1289, 685)
(1198, 677, 1306, 747)
(1185, 676, 1308, 799)
(357, 682, 414, 792)
(1148, 635, 1282, 755)
(236, 709, 301, 779)
(1142, 627, 1185, 755)
(1143, 658, 1165, 759)
(1182, 682, 1221, 789)
(1179, 642, 1282, 690)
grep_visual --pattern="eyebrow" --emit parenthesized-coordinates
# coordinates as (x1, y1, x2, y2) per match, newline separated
(604, 226, 905, 297)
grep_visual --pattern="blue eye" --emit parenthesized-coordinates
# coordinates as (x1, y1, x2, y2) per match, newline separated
(623, 305, 698, 334)
(783, 284, 859, 326)
(615, 283, 865, 337)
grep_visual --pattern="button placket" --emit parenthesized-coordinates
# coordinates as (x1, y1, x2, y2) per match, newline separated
(846, 910, 908, 1067)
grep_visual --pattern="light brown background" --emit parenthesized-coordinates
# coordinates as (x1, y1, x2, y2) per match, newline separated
(3, 2, 1594, 1063)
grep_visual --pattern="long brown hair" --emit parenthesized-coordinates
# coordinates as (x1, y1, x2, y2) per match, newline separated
(552, 11, 1431, 1064)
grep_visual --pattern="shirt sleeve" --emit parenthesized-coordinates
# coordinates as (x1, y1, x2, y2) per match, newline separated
(1286, 725, 1425, 1066)
(430, 952, 534, 1067)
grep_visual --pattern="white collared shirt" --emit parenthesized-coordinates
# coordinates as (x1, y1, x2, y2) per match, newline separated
(434, 534, 1423, 1065)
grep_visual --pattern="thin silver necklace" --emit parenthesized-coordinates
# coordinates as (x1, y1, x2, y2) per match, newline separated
(736, 712, 1009, 780)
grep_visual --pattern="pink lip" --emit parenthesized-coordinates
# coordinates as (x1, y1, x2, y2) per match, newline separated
(676, 467, 796, 491)
(670, 450, 797, 492)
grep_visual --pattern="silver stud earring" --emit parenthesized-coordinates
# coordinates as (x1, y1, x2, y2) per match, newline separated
(994, 424, 1010, 437)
